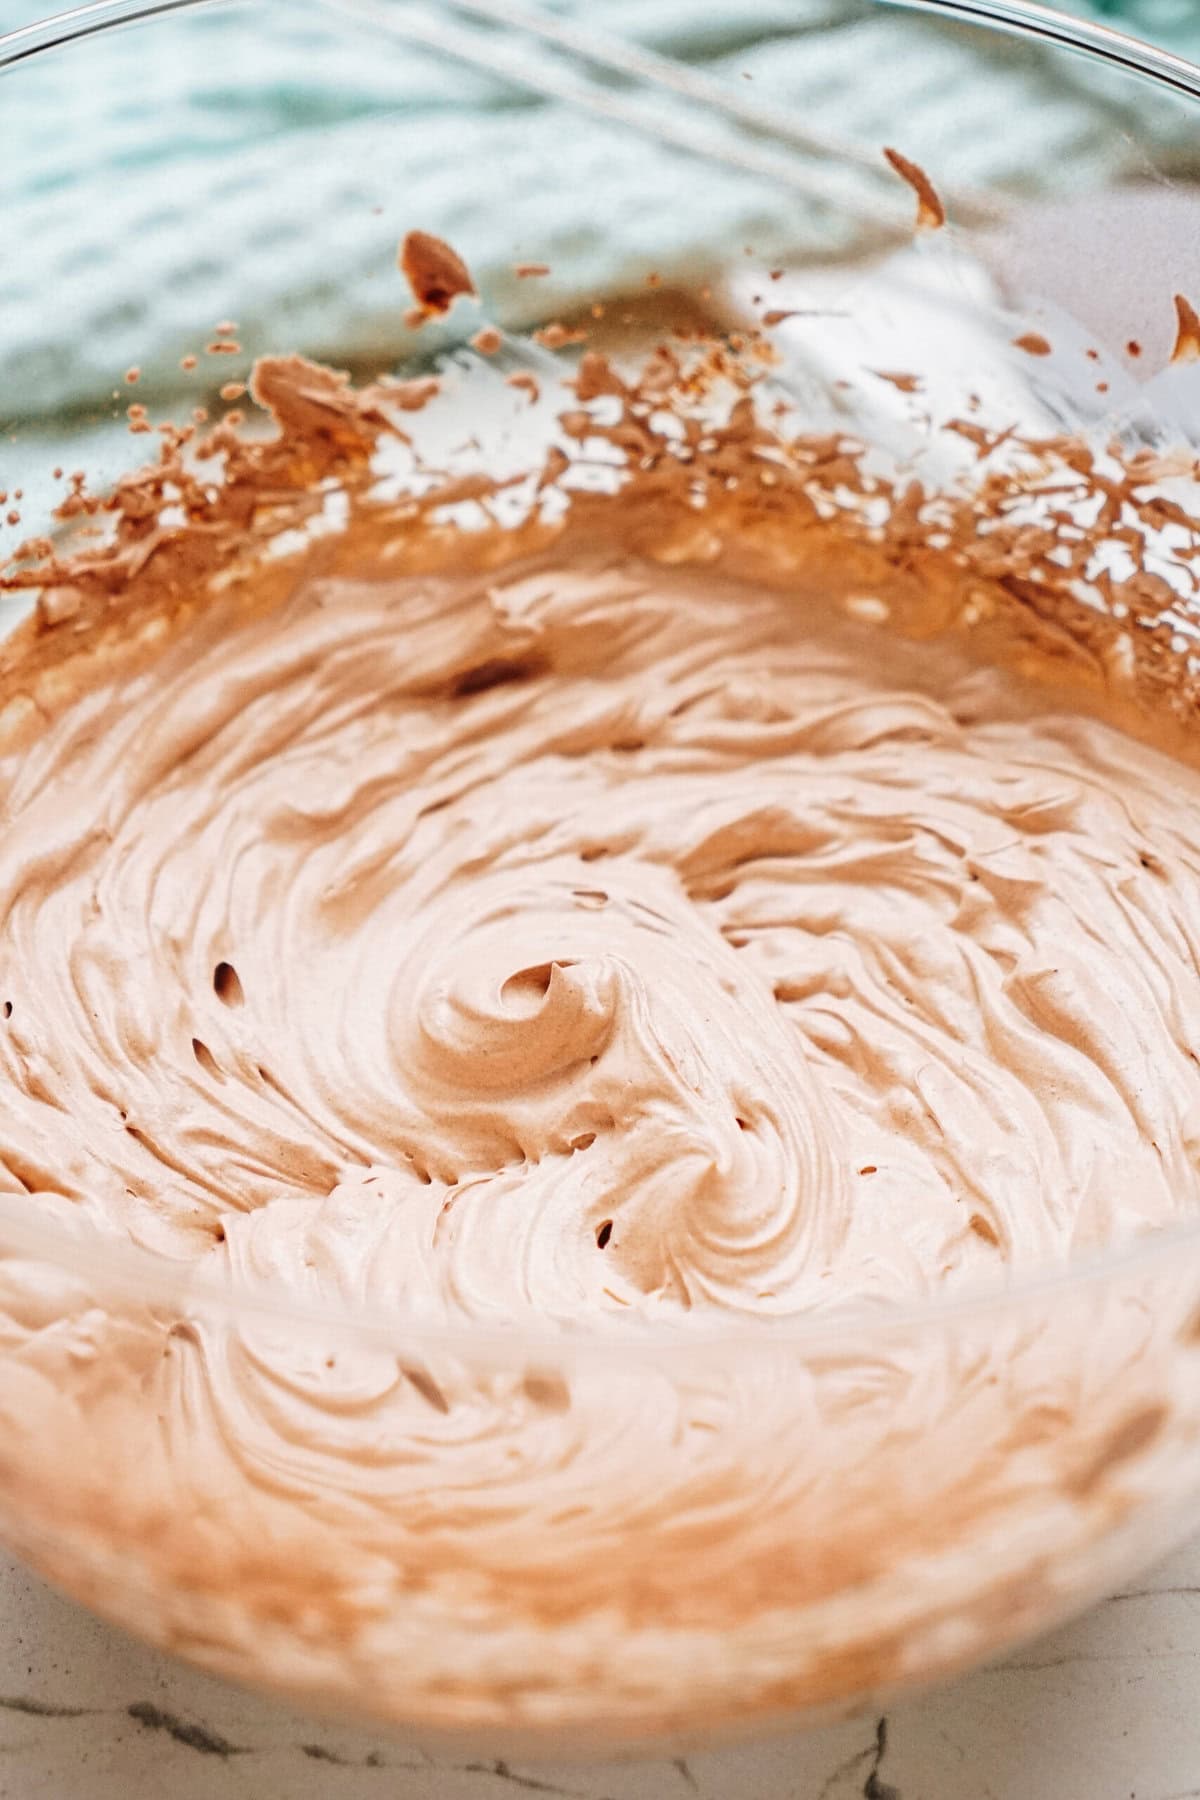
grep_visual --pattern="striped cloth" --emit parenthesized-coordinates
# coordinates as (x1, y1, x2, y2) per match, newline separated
(0, 0, 1197, 426)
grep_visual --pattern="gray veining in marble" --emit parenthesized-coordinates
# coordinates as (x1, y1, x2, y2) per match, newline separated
(4, 1538, 1200, 1799)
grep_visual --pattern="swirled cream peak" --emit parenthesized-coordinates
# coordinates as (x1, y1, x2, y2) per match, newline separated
(2, 530, 1200, 1332)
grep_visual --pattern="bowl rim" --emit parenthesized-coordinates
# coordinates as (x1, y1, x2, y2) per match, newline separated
(1, 1191, 1198, 1358)
(2, 0, 1200, 1355)
(4, 0, 1200, 97)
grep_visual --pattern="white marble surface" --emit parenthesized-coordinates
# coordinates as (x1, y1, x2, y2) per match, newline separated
(3, 1541, 1200, 1800)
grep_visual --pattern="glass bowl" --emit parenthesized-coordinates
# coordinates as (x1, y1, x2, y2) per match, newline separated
(4, 0, 1200, 1760)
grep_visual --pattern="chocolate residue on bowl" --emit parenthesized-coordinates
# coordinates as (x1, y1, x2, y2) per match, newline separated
(871, 370, 923, 393)
(533, 323, 589, 350)
(400, 230, 477, 324)
(1171, 294, 1200, 365)
(883, 146, 946, 231)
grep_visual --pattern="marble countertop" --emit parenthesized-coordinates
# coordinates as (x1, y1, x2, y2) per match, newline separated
(4, 1540, 1200, 1800)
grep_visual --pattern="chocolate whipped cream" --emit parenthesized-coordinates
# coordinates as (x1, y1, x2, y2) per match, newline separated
(2, 340, 1200, 1740)
(3, 544, 1199, 1308)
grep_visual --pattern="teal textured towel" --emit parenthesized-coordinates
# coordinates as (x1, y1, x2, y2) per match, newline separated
(1, 0, 1198, 423)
